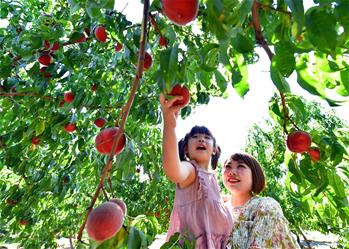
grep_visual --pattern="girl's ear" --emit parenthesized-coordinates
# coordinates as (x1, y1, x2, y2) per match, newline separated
(184, 146, 189, 158)
(212, 147, 218, 155)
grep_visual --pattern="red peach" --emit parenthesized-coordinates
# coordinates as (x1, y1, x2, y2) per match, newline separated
(95, 26, 107, 42)
(286, 131, 312, 153)
(168, 84, 190, 106)
(38, 52, 52, 66)
(94, 118, 106, 128)
(44, 40, 50, 49)
(115, 43, 123, 52)
(75, 35, 86, 43)
(306, 147, 321, 162)
(64, 123, 76, 133)
(86, 202, 124, 242)
(95, 127, 126, 155)
(31, 137, 40, 145)
(64, 91, 74, 103)
(162, 0, 199, 26)
(51, 42, 59, 51)
(109, 198, 127, 216)
(144, 52, 152, 70)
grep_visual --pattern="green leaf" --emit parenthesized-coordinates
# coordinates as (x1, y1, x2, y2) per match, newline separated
(231, 31, 254, 53)
(197, 71, 212, 89)
(231, 0, 253, 27)
(287, 158, 303, 184)
(159, 44, 178, 93)
(305, 7, 337, 53)
(85, 1, 103, 21)
(199, 43, 219, 72)
(285, 0, 305, 36)
(339, 70, 349, 96)
(314, 175, 329, 197)
(214, 70, 228, 93)
(67, 0, 81, 13)
(328, 171, 347, 199)
(96, 227, 127, 249)
(334, 1, 349, 33)
(35, 121, 45, 136)
(270, 64, 291, 93)
(0, 55, 12, 78)
(273, 42, 296, 77)
(286, 95, 307, 121)
(206, 0, 229, 41)
(296, 55, 326, 97)
(127, 227, 147, 249)
(231, 53, 249, 97)
(105, 0, 115, 10)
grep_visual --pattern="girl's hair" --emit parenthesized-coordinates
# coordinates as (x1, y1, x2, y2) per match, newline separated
(228, 153, 266, 194)
(178, 125, 221, 170)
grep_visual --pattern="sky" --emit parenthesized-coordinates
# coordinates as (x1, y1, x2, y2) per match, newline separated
(115, 0, 349, 160)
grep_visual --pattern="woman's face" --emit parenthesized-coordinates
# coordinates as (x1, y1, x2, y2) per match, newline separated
(223, 159, 253, 195)
(186, 133, 214, 164)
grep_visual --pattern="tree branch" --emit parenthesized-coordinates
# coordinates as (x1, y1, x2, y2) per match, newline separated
(76, 0, 150, 242)
(299, 229, 313, 249)
(259, 3, 291, 16)
(251, 0, 297, 134)
(280, 93, 289, 134)
(149, 13, 168, 48)
(0, 92, 54, 100)
(107, 172, 114, 198)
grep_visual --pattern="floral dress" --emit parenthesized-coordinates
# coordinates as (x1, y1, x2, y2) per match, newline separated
(167, 160, 233, 249)
(227, 196, 300, 249)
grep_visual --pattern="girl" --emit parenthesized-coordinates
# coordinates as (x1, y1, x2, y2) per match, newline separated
(160, 93, 232, 249)
(222, 152, 300, 249)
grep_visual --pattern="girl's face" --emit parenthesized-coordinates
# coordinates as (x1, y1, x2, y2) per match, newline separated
(222, 159, 253, 196)
(186, 133, 215, 165)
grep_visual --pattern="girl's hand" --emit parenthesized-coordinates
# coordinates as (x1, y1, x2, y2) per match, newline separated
(160, 93, 185, 128)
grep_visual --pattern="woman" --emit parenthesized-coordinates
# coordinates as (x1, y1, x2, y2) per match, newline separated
(222, 152, 300, 249)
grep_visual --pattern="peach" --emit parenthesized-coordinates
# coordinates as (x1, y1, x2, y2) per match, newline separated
(95, 127, 126, 155)
(95, 26, 107, 42)
(86, 202, 124, 242)
(109, 199, 127, 216)
(162, 0, 199, 26)
(286, 131, 312, 153)
(169, 84, 190, 106)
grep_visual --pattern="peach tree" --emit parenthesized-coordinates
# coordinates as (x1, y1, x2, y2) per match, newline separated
(244, 96, 349, 246)
(0, 0, 348, 248)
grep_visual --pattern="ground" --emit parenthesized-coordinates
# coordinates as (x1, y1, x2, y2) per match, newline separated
(0, 231, 339, 249)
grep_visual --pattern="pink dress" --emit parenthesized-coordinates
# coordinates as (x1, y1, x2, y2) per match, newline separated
(166, 160, 233, 249)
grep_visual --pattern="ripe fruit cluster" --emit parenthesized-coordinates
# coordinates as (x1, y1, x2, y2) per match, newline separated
(86, 199, 127, 242)
(286, 131, 321, 162)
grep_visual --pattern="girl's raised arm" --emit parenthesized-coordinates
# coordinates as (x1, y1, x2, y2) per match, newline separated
(160, 93, 194, 184)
